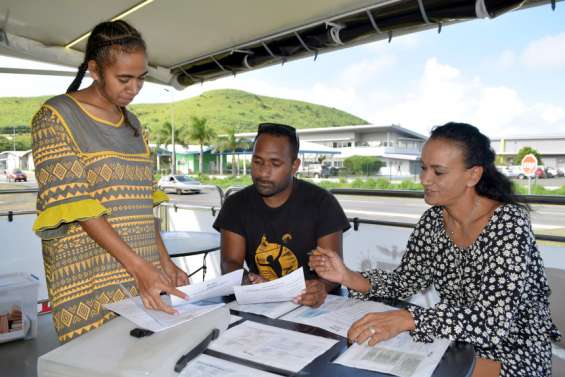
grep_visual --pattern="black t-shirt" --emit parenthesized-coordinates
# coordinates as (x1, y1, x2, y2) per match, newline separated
(213, 179, 350, 280)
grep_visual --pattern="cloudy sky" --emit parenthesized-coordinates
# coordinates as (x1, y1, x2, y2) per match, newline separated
(1, 3, 564, 138)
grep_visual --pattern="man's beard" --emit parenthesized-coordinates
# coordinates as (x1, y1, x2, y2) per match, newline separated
(253, 176, 293, 198)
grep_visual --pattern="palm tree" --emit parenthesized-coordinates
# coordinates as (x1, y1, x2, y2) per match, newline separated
(224, 127, 243, 176)
(184, 116, 216, 174)
(212, 136, 229, 175)
(153, 121, 176, 173)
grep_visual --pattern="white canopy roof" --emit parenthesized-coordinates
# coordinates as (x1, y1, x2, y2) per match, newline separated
(0, 0, 556, 88)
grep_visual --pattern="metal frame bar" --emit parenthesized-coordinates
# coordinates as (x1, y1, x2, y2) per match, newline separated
(170, 0, 406, 69)
(2, 187, 564, 242)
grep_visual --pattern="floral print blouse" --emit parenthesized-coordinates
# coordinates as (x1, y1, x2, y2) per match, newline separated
(350, 204, 560, 376)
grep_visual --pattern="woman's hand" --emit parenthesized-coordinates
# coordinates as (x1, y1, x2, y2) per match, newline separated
(308, 246, 350, 284)
(161, 257, 189, 287)
(130, 258, 188, 315)
(348, 309, 416, 346)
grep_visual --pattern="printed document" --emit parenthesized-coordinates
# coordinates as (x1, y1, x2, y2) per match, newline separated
(208, 321, 338, 373)
(228, 300, 299, 319)
(105, 296, 224, 332)
(171, 269, 244, 305)
(179, 354, 280, 377)
(233, 267, 305, 304)
(293, 299, 396, 337)
(335, 332, 451, 377)
(280, 294, 351, 323)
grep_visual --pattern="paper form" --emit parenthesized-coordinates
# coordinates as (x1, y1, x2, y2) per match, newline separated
(228, 300, 300, 319)
(171, 269, 244, 306)
(280, 294, 351, 323)
(104, 296, 224, 332)
(334, 332, 451, 377)
(208, 320, 338, 373)
(293, 299, 395, 337)
(179, 354, 280, 377)
(233, 267, 306, 305)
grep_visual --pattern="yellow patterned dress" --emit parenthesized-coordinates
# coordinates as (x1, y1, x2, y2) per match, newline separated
(31, 94, 168, 343)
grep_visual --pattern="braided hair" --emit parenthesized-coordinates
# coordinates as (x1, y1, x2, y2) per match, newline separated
(67, 20, 146, 136)
(429, 122, 526, 209)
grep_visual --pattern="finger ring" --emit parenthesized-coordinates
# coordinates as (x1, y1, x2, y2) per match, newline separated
(368, 326, 376, 335)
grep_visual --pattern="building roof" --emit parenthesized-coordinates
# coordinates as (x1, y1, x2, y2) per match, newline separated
(491, 134, 565, 141)
(236, 124, 427, 140)
(299, 141, 340, 155)
(149, 144, 212, 156)
(0, 150, 31, 157)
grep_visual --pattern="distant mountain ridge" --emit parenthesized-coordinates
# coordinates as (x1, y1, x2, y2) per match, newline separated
(0, 89, 367, 132)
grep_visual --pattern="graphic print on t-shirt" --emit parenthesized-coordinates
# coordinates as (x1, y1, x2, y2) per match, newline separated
(254, 234, 299, 280)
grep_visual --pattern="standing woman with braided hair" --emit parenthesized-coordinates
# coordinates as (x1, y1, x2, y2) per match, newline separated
(31, 20, 188, 343)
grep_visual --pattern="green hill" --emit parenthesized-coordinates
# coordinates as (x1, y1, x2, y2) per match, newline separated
(0, 96, 50, 127)
(0, 89, 366, 132)
(131, 89, 367, 133)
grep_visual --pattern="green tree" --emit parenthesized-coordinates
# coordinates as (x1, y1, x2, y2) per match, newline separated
(151, 121, 179, 173)
(212, 135, 230, 175)
(154, 121, 176, 148)
(343, 155, 384, 176)
(0, 136, 11, 151)
(513, 146, 543, 165)
(223, 127, 246, 176)
(15, 134, 32, 150)
(183, 116, 216, 174)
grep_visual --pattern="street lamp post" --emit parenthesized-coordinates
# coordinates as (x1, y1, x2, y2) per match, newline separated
(164, 88, 176, 175)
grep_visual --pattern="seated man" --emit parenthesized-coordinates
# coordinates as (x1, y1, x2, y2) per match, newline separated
(213, 123, 350, 307)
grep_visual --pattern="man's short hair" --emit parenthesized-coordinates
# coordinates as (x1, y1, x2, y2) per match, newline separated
(255, 123, 300, 160)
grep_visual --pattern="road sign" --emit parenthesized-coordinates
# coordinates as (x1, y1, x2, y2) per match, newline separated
(521, 154, 538, 176)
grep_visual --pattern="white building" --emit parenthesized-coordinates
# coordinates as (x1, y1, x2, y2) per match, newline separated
(0, 150, 34, 172)
(238, 124, 426, 177)
(491, 135, 565, 170)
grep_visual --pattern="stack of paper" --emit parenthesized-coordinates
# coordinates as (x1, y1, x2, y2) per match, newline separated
(180, 354, 280, 377)
(104, 295, 224, 332)
(335, 333, 450, 377)
(171, 269, 243, 305)
(208, 320, 338, 373)
(233, 267, 306, 304)
(105, 269, 244, 331)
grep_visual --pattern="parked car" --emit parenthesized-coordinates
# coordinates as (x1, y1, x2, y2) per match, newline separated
(497, 166, 520, 179)
(535, 167, 545, 179)
(5, 169, 27, 182)
(556, 168, 565, 177)
(544, 167, 558, 178)
(297, 164, 333, 178)
(158, 175, 201, 194)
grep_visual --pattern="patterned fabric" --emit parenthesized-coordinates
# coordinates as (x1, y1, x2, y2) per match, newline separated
(31, 94, 167, 343)
(350, 204, 561, 376)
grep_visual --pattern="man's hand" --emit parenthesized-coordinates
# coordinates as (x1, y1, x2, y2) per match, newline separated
(347, 309, 416, 346)
(248, 272, 268, 284)
(161, 258, 189, 287)
(293, 279, 327, 308)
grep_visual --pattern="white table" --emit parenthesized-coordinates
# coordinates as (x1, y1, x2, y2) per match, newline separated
(161, 231, 221, 280)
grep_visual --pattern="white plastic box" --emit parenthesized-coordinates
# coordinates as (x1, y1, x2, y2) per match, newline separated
(0, 273, 39, 343)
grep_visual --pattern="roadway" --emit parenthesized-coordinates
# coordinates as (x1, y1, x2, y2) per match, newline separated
(167, 187, 565, 234)
(2, 176, 565, 234)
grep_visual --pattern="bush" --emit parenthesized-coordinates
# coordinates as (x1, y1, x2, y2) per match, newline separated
(343, 155, 384, 176)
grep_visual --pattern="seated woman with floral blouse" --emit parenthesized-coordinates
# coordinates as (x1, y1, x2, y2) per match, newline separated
(309, 122, 560, 377)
